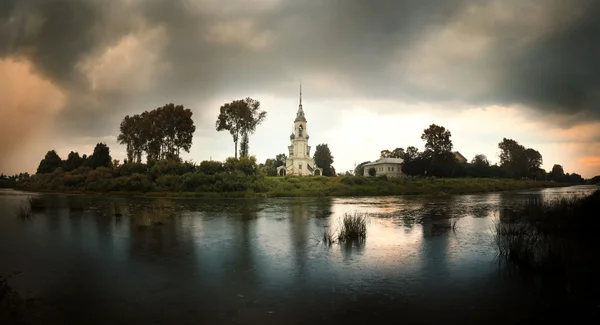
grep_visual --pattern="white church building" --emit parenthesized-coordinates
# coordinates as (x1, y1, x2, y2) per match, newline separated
(277, 85, 323, 176)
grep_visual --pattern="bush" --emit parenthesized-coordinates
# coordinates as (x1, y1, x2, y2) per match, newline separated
(149, 160, 195, 179)
(116, 173, 154, 192)
(224, 156, 258, 176)
(198, 160, 224, 175)
(119, 163, 148, 176)
(156, 175, 183, 192)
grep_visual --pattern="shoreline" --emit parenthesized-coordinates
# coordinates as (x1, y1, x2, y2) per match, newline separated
(11, 178, 577, 199)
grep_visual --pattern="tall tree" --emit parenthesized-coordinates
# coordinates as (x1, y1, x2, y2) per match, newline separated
(63, 151, 84, 172)
(380, 149, 392, 158)
(87, 143, 112, 169)
(216, 99, 247, 158)
(239, 98, 267, 158)
(549, 164, 565, 182)
(524, 148, 543, 171)
(216, 98, 266, 158)
(36, 150, 63, 174)
(421, 124, 453, 155)
(313, 143, 335, 176)
(498, 138, 527, 178)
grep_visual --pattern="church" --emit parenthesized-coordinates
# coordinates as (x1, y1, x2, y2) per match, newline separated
(277, 85, 323, 176)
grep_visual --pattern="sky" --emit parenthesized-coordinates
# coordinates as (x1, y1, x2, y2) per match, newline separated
(1, 0, 600, 178)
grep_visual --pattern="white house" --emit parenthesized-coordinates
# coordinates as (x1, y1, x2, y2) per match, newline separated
(277, 84, 323, 176)
(362, 158, 404, 177)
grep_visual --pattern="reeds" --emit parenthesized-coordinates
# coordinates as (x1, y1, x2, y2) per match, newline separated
(27, 196, 46, 211)
(337, 212, 368, 242)
(318, 212, 369, 246)
(493, 190, 600, 277)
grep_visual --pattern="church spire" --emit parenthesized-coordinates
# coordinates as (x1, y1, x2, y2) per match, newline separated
(295, 81, 306, 122)
(299, 80, 302, 107)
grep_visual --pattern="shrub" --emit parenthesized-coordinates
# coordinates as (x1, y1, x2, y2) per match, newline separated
(368, 167, 376, 176)
(156, 175, 183, 192)
(117, 173, 154, 192)
(149, 160, 195, 180)
(198, 160, 224, 175)
(119, 163, 148, 176)
(224, 156, 258, 176)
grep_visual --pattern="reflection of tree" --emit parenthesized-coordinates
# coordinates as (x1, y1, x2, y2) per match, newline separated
(313, 198, 333, 219)
(289, 199, 310, 281)
(419, 196, 455, 277)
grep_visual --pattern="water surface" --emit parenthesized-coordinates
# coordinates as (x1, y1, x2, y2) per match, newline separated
(1, 186, 597, 324)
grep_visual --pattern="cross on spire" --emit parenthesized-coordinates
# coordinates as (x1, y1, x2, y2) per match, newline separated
(299, 80, 302, 106)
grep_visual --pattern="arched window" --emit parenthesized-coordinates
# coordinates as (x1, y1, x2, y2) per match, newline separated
(298, 125, 303, 137)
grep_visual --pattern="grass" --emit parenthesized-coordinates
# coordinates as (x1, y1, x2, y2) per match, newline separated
(27, 196, 46, 211)
(19, 177, 571, 198)
(337, 212, 368, 242)
(319, 212, 369, 246)
(493, 190, 600, 302)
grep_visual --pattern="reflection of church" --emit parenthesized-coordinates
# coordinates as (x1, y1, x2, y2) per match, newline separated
(277, 84, 323, 176)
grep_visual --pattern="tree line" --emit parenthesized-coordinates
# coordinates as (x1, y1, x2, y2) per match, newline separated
(118, 103, 196, 163)
(354, 124, 585, 183)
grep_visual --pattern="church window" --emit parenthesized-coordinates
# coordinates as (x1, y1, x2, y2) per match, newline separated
(299, 125, 303, 137)
(299, 164, 302, 170)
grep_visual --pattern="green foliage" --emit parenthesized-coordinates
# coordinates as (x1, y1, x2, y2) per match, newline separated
(313, 143, 335, 176)
(368, 167, 376, 176)
(355, 161, 371, 176)
(119, 163, 148, 176)
(224, 156, 258, 176)
(118, 104, 195, 163)
(36, 150, 62, 174)
(63, 151, 84, 172)
(149, 159, 195, 180)
(85, 143, 112, 169)
(422, 124, 453, 154)
(216, 97, 266, 158)
(198, 160, 224, 175)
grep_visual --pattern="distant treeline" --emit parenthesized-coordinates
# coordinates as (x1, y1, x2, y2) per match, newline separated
(3, 102, 598, 193)
(353, 124, 586, 183)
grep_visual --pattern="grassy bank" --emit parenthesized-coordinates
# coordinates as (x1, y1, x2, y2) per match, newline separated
(493, 190, 600, 309)
(17, 176, 569, 198)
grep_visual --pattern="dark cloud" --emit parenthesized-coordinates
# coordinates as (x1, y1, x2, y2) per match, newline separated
(1, 0, 599, 142)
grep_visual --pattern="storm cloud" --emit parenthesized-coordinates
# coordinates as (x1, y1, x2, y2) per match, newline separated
(1, 0, 600, 173)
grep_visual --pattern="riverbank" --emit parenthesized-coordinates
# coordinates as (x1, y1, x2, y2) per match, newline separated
(16, 177, 571, 198)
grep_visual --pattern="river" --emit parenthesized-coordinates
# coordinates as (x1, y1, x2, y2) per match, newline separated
(0, 186, 598, 324)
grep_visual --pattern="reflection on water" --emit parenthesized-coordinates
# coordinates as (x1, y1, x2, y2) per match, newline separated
(0, 186, 598, 324)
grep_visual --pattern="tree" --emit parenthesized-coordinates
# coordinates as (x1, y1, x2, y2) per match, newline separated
(37, 150, 63, 174)
(471, 154, 489, 166)
(313, 143, 335, 176)
(355, 161, 371, 176)
(391, 148, 405, 159)
(380, 150, 392, 158)
(498, 138, 527, 178)
(368, 167, 376, 176)
(119, 104, 195, 163)
(216, 98, 266, 159)
(63, 151, 84, 172)
(87, 143, 112, 169)
(524, 148, 543, 171)
(275, 153, 287, 168)
(239, 98, 266, 158)
(549, 164, 565, 182)
(421, 124, 453, 155)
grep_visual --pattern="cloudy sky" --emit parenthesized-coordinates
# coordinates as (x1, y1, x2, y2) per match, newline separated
(1, 0, 600, 177)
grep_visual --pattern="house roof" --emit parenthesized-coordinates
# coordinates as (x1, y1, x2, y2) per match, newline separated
(454, 151, 467, 162)
(363, 158, 404, 167)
